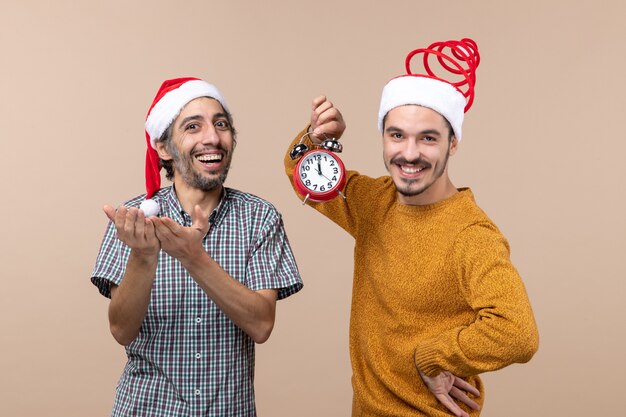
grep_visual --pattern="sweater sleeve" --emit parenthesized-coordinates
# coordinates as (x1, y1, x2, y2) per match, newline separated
(284, 126, 363, 237)
(414, 222, 539, 377)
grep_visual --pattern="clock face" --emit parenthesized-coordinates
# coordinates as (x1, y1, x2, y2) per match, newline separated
(294, 149, 345, 201)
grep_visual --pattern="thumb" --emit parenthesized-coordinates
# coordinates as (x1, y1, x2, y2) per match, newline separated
(191, 205, 211, 235)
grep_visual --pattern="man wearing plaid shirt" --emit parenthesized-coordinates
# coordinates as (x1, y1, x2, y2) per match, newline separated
(91, 77, 302, 417)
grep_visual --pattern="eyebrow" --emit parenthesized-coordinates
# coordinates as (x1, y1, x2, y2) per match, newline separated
(385, 126, 443, 137)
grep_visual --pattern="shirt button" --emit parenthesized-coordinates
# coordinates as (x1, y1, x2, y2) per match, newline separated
(195, 389, 201, 396)
(195, 353, 201, 359)
(195, 317, 202, 324)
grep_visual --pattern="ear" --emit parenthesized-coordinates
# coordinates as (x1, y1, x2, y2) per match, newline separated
(155, 141, 173, 161)
(448, 136, 459, 156)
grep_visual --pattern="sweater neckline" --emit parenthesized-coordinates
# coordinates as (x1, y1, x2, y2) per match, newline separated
(393, 187, 473, 214)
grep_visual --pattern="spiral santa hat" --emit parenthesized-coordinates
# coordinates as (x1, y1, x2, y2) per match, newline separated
(378, 38, 480, 141)
(139, 77, 229, 216)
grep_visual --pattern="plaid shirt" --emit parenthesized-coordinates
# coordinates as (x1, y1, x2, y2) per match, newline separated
(92, 186, 302, 417)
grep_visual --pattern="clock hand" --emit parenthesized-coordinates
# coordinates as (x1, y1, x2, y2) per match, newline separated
(320, 172, 333, 182)
(317, 163, 333, 182)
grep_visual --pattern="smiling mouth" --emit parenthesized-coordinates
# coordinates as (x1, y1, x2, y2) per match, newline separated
(399, 164, 426, 174)
(195, 153, 223, 166)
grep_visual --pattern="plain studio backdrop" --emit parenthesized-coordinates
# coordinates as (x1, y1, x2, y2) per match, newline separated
(1, 1, 624, 416)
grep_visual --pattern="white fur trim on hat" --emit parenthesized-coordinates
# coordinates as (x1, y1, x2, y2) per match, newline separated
(378, 76, 466, 141)
(145, 80, 229, 148)
(139, 198, 160, 217)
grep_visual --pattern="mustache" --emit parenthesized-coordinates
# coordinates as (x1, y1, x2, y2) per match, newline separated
(191, 145, 229, 156)
(390, 157, 431, 169)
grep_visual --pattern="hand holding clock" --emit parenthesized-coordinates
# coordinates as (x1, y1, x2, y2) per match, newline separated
(310, 95, 346, 144)
(291, 95, 348, 203)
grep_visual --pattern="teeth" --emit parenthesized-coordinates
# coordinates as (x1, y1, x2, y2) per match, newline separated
(401, 165, 424, 174)
(196, 154, 222, 162)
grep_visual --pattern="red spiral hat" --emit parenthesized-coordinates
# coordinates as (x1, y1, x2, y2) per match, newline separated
(378, 38, 480, 141)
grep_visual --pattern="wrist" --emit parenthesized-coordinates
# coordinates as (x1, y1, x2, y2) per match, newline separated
(178, 245, 212, 270)
(129, 248, 159, 264)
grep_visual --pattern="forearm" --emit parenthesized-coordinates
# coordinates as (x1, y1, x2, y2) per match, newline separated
(415, 307, 539, 377)
(181, 251, 277, 344)
(108, 250, 158, 345)
(416, 260, 539, 375)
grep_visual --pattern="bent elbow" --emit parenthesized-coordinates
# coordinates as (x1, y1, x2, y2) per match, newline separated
(522, 328, 540, 362)
(110, 324, 138, 346)
(251, 319, 275, 344)
(511, 320, 540, 363)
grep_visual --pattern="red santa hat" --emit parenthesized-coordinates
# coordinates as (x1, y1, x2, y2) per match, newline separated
(378, 38, 480, 141)
(140, 77, 229, 216)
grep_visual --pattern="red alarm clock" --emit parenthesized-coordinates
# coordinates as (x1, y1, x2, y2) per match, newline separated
(290, 133, 346, 204)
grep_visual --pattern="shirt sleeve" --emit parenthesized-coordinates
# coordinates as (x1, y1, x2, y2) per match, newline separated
(245, 209, 303, 300)
(90, 220, 131, 298)
(414, 222, 540, 377)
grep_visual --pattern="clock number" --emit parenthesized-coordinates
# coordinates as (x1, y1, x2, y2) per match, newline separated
(332, 176, 337, 181)
(333, 168, 339, 174)
(305, 179, 311, 186)
(304, 165, 311, 171)
(330, 160, 335, 166)
(301, 172, 307, 179)
(327, 182, 333, 188)
(320, 185, 326, 191)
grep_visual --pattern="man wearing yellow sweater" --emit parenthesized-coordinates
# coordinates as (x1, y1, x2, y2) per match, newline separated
(284, 39, 539, 417)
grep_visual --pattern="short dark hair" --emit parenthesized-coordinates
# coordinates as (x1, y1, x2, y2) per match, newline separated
(156, 105, 237, 181)
(382, 108, 455, 141)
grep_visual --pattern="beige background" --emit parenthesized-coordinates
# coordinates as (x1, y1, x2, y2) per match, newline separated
(1, 0, 624, 416)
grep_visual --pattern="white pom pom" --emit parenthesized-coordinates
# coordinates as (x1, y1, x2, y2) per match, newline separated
(139, 199, 160, 217)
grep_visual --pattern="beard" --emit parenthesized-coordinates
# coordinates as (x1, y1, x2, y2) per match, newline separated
(386, 149, 450, 197)
(168, 142, 232, 192)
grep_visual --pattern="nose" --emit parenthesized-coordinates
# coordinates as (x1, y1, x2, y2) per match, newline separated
(201, 125, 220, 146)
(401, 138, 421, 162)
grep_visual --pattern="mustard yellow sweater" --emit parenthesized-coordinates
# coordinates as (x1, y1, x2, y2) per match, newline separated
(285, 129, 539, 417)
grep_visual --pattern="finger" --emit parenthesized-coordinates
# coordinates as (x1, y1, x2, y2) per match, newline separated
(435, 393, 468, 417)
(113, 206, 128, 229)
(153, 217, 179, 242)
(314, 120, 345, 139)
(453, 376, 480, 397)
(151, 217, 168, 235)
(450, 387, 481, 411)
(311, 95, 327, 110)
(103, 205, 117, 222)
(124, 208, 139, 237)
(152, 220, 169, 243)
(144, 218, 159, 245)
(313, 99, 333, 117)
(315, 106, 341, 127)
(311, 100, 333, 130)
(135, 209, 146, 238)
(191, 205, 210, 235)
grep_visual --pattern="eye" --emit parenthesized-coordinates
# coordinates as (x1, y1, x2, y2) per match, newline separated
(215, 119, 230, 130)
(185, 123, 200, 131)
(422, 136, 436, 142)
